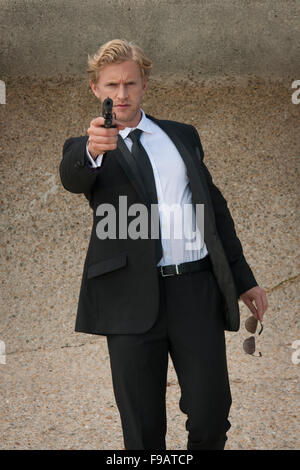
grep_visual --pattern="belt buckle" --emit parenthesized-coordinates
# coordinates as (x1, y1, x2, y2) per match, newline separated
(160, 266, 174, 277)
(160, 264, 181, 277)
(175, 265, 182, 275)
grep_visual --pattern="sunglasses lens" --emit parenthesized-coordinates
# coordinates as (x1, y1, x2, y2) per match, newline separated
(243, 336, 256, 354)
(245, 316, 258, 334)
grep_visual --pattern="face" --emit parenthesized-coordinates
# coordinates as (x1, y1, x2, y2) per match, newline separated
(90, 60, 148, 128)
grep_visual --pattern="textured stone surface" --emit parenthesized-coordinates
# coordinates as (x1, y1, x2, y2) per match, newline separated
(0, 75, 299, 449)
(1, 0, 300, 79)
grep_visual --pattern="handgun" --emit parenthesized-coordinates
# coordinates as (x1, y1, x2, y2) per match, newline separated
(102, 97, 116, 128)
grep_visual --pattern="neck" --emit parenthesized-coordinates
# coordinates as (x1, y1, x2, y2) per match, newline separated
(122, 109, 142, 128)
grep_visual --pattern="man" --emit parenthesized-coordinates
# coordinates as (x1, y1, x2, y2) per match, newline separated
(59, 39, 268, 450)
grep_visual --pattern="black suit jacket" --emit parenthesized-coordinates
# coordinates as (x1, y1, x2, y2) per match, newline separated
(59, 115, 258, 334)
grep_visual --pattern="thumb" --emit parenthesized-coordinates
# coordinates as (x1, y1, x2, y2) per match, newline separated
(242, 295, 259, 319)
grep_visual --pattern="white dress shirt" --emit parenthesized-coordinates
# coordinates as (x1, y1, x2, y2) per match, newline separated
(86, 109, 208, 266)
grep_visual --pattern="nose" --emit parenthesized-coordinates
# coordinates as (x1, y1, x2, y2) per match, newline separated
(117, 84, 128, 100)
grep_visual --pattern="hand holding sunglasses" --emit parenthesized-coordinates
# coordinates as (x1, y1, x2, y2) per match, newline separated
(243, 315, 264, 357)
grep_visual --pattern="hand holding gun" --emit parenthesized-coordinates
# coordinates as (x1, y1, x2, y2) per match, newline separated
(87, 97, 125, 159)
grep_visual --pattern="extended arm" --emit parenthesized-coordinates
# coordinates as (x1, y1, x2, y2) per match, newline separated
(59, 136, 100, 194)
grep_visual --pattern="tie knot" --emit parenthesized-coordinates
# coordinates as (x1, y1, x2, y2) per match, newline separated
(128, 128, 143, 144)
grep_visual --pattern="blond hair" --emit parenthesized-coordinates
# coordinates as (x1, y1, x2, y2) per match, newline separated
(87, 39, 152, 84)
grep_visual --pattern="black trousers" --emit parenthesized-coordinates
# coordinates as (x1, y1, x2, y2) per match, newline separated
(106, 264, 232, 450)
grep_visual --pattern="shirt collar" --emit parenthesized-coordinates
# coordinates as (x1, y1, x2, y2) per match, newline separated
(119, 109, 153, 140)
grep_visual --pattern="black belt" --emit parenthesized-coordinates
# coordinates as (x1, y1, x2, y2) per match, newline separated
(157, 255, 212, 277)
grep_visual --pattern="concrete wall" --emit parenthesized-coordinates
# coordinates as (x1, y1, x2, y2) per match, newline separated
(1, 0, 300, 79)
(1, 0, 300, 452)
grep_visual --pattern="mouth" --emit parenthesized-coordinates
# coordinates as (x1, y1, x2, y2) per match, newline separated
(115, 104, 130, 108)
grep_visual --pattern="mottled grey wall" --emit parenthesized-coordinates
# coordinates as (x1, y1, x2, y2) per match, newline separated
(0, 0, 299, 79)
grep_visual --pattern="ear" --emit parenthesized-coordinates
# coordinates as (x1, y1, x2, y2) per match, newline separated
(89, 80, 100, 100)
(142, 77, 148, 96)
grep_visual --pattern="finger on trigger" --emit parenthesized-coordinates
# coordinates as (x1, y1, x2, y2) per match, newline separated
(90, 135, 118, 143)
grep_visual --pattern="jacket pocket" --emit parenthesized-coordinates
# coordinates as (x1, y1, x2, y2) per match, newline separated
(87, 252, 127, 279)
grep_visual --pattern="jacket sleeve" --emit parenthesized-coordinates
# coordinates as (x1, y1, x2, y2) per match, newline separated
(190, 125, 258, 297)
(59, 136, 101, 195)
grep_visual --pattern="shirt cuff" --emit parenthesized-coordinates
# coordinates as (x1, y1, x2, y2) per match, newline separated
(85, 144, 104, 168)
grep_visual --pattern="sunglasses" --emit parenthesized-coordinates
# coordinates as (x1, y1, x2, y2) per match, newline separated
(243, 316, 264, 357)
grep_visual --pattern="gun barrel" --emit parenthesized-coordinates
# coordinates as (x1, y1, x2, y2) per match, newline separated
(102, 97, 115, 128)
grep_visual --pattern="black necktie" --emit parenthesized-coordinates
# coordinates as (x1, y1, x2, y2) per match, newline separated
(127, 129, 163, 265)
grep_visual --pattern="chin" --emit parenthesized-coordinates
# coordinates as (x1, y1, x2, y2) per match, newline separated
(117, 108, 140, 123)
